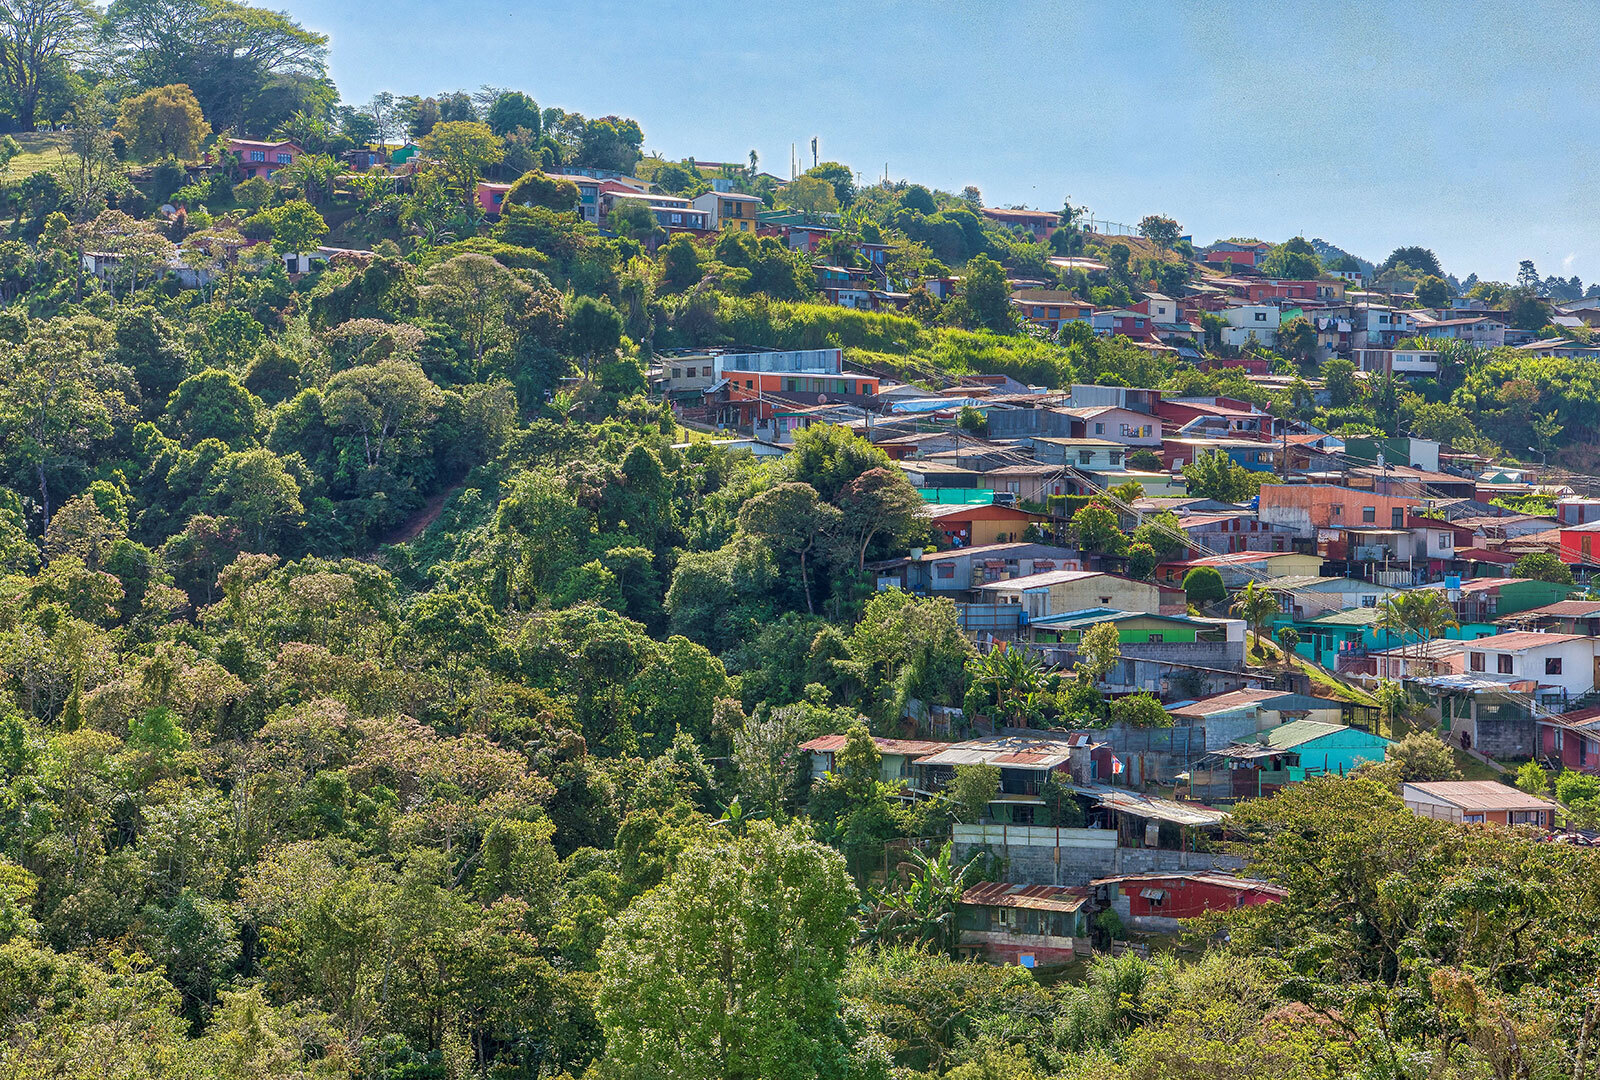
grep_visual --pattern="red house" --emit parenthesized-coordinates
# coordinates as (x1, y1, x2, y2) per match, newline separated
(1091, 872, 1286, 932)
(1559, 521, 1600, 565)
(1202, 241, 1272, 268)
(1538, 707, 1600, 775)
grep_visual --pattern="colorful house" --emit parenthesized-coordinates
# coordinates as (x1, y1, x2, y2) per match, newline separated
(1010, 289, 1093, 332)
(979, 206, 1060, 240)
(1257, 484, 1421, 539)
(975, 570, 1176, 620)
(922, 502, 1047, 548)
(690, 189, 764, 232)
(1203, 720, 1391, 798)
(1023, 608, 1229, 647)
(1090, 872, 1286, 933)
(229, 138, 301, 179)
(1537, 706, 1600, 775)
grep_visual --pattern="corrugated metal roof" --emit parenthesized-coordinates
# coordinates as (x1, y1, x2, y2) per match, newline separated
(1090, 872, 1288, 898)
(915, 733, 1076, 770)
(798, 734, 950, 756)
(1403, 780, 1557, 812)
(1089, 787, 1229, 826)
(960, 881, 1088, 912)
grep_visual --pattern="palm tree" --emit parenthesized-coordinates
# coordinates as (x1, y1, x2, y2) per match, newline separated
(967, 646, 1047, 727)
(863, 841, 994, 957)
(1406, 591, 1460, 674)
(1231, 581, 1280, 661)
(1374, 593, 1419, 679)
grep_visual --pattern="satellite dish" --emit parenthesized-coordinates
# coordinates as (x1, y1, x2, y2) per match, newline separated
(818, 394, 829, 404)
(159, 204, 177, 216)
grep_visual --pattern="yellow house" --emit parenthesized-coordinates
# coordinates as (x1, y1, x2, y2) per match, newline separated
(691, 190, 763, 232)
(976, 570, 1172, 620)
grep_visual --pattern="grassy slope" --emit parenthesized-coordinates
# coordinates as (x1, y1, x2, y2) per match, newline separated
(4, 132, 69, 179)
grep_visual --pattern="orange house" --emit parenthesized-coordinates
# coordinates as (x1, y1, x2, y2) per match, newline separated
(1257, 484, 1421, 538)
(924, 503, 1047, 548)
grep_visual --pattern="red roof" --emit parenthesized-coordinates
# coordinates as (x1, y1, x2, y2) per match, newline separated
(1455, 548, 1517, 563)
(798, 734, 949, 756)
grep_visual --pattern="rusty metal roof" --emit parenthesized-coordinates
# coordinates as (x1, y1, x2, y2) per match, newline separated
(798, 734, 949, 756)
(1402, 780, 1558, 813)
(960, 881, 1088, 912)
(915, 733, 1076, 770)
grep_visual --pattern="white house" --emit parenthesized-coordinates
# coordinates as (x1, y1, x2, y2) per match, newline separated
(1062, 406, 1162, 446)
(1220, 305, 1279, 347)
(1463, 632, 1600, 706)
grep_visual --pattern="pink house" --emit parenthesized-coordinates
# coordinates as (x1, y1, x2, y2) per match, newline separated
(477, 181, 512, 215)
(230, 139, 302, 180)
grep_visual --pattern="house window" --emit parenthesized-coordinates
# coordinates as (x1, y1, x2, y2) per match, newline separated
(1470, 652, 1485, 671)
(1362, 507, 1376, 523)
(935, 562, 955, 579)
(250, 150, 266, 162)
(1331, 504, 1342, 518)
(1012, 805, 1034, 825)
(1079, 451, 1093, 465)
(1255, 312, 1267, 322)
(1464, 813, 1485, 823)
(1439, 532, 1453, 549)
(1553, 729, 1564, 751)
(1094, 423, 1105, 434)
(276, 152, 292, 164)
(1007, 482, 1021, 494)
(1361, 595, 1378, 608)
(1546, 657, 1563, 675)
(1498, 654, 1513, 674)
(1147, 633, 1165, 643)
(670, 368, 681, 379)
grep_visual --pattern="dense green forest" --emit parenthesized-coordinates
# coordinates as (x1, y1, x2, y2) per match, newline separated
(0, 2, 1596, 1078)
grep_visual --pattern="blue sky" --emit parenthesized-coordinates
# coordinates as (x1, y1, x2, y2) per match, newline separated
(289, 0, 1598, 284)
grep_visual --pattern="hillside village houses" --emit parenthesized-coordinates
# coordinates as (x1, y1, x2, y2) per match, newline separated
(206, 131, 1600, 925)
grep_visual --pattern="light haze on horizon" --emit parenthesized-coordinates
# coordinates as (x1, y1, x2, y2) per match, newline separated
(288, 0, 1597, 285)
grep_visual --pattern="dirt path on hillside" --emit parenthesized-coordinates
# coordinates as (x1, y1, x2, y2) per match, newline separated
(384, 485, 462, 545)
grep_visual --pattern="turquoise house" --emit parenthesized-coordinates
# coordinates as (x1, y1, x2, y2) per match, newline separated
(1195, 720, 1392, 800)
(1274, 606, 1498, 671)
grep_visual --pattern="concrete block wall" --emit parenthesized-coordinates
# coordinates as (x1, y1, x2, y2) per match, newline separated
(953, 836, 1244, 887)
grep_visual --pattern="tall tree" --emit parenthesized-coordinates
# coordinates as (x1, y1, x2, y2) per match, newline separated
(738, 482, 840, 615)
(418, 119, 502, 217)
(116, 83, 210, 161)
(596, 821, 857, 1080)
(0, 0, 96, 131)
(105, 0, 328, 134)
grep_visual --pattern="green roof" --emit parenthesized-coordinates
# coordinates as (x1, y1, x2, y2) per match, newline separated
(1263, 719, 1351, 749)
